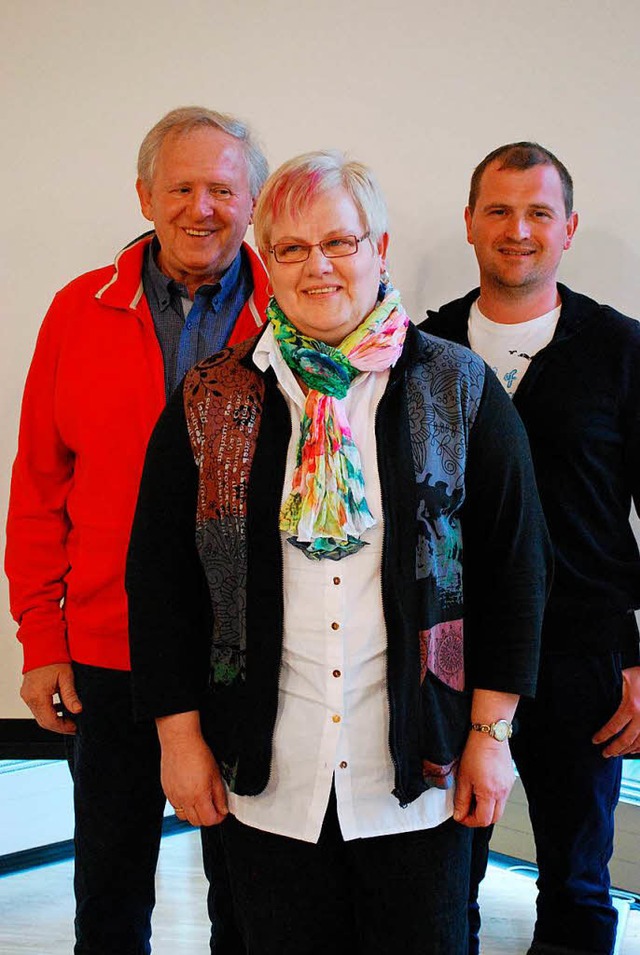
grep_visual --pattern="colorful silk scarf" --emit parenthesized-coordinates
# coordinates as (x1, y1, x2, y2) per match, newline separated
(268, 287, 409, 560)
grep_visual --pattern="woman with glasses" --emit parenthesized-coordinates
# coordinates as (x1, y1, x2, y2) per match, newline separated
(127, 150, 550, 954)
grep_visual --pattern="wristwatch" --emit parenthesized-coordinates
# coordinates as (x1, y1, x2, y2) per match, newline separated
(470, 719, 513, 742)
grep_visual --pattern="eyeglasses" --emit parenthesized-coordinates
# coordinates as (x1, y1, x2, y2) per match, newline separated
(269, 233, 370, 264)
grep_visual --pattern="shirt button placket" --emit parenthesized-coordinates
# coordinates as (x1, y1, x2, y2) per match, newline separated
(327, 565, 344, 748)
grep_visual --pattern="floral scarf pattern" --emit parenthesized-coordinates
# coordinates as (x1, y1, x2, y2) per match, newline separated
(268, 288, 409, 560)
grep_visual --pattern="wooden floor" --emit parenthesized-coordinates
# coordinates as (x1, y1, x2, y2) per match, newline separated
(0, 829, 639, 954)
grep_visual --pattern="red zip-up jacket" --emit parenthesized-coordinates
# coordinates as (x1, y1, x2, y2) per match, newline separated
(5, 232, 268, 673)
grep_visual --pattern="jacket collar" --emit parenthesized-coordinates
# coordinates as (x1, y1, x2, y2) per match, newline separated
(95, 231, 269, 322)
(95, 231, 154, 311)
(244, 243, 270, 318)
(553, 283, 601, 342)
(425, 283, 600, 348)
(424, 289, 477, 346)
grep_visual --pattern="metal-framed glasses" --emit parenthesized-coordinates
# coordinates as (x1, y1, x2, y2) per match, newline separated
(269, 233, 370, 264)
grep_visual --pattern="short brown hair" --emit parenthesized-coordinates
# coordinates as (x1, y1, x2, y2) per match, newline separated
(468, 142, 573, 217)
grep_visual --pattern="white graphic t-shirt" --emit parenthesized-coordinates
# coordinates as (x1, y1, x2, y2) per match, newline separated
(468, 300, 561, 397)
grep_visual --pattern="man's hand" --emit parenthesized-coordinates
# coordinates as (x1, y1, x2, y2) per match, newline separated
(453, 730, 515, 827)
(20, 663, 82, 734)
(592, 665, 640, 757)
(157, 711, 229, 828)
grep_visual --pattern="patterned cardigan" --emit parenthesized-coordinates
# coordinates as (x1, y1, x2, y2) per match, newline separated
(128, 323, 551, 806)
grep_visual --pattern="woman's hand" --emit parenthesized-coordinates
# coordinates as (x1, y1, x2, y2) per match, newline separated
(453, 688, 519, 827)
(453, 730, 515, 827)
(156, 711, 229, 827)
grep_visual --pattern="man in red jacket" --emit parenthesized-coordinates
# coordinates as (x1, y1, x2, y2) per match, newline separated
(5, 106, 269, 955)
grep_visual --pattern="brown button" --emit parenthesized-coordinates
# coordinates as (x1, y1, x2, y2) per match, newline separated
(332, 714, 341, 723)
(332, 669, 341, 678)
(331, 621, 340, 631)
(333, 576, 341, 585)
(339, 760, 348, 769)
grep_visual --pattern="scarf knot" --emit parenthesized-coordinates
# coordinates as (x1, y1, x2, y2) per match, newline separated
(269, 288, 409, 560)
(292, 346, 354, 399)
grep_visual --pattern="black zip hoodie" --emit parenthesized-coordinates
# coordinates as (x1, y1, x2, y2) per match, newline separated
(421, 284, 640, 665)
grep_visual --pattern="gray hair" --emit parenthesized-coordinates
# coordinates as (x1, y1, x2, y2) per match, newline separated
(253, 150, 388, 259)
(137, 106, 269, 199)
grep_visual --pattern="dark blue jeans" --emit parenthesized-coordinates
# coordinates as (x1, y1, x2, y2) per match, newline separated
(220, 788, 473, 954)
(468, 651, 623, 955)
(68, 664, 244, 955)
(512, 651, 622, 955)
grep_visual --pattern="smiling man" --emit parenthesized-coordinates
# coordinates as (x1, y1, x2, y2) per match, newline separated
(5, 107, 269, 955)
(421, 143, 640, 955)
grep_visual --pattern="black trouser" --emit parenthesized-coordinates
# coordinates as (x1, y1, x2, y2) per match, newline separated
(221, 788, 473, 954)
(68, 663, 244, 954)
(467, 825, 492, 955)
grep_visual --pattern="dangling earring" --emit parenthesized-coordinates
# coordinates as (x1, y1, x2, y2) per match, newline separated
(267, 280, 274, 298)
(378, 268, 391, 301)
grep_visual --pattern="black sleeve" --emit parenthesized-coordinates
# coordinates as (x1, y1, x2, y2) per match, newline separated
(126, 384, 212, 721)
(462, 368, 553, 697)
(622, 334, 640, 669)
(625, 333, 640, 533)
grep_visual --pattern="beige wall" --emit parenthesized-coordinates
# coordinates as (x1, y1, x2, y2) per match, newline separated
(2, 0, 640, 716)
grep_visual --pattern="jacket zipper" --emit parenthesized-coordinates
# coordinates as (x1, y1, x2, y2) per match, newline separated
(375, 374, 410, 807)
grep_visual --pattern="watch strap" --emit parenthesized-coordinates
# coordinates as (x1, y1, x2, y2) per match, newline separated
(470, 719, 513, 741)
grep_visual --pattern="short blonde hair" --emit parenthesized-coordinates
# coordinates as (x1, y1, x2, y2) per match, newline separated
(253, 150, 388, 258)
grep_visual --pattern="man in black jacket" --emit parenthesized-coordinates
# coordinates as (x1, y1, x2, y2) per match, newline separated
(421, 142, 640, 955)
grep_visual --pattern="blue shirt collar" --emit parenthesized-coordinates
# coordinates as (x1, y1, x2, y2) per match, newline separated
(145, 235, 243, 312)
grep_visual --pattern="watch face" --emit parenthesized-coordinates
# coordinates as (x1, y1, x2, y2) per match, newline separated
(493, 720, 511, 742)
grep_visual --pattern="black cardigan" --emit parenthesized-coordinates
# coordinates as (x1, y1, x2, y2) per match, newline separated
(127, 326, 551, 803)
